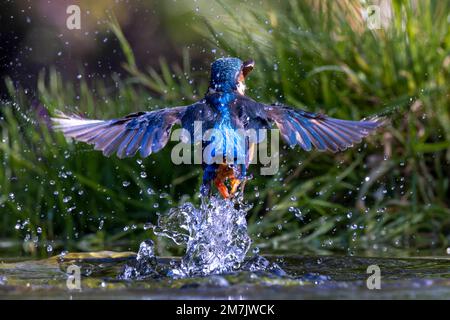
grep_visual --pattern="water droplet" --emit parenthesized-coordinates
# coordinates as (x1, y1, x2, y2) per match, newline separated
(122, 181, 131, 187)
(143, 223, 153, 230)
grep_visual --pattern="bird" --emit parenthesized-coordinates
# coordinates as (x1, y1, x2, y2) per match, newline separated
(52, 57, 383, 200)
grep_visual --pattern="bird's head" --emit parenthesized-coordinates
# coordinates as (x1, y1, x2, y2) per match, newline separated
(209, 57, 254, 95)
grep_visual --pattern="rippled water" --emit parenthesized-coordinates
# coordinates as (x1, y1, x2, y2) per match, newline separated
(1, 252, 449, 299)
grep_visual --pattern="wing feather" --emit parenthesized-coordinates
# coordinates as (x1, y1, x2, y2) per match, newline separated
(52, 102, 208, 159)
(233, 96, 383, 153)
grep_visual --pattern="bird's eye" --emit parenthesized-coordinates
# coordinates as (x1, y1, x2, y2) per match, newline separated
(242, 60, 255, 77)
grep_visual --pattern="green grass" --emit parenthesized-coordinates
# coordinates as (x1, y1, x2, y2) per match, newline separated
(1, 0, 449, 257)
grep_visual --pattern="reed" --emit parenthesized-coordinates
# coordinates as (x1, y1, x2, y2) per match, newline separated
(0, 0, 448, 256)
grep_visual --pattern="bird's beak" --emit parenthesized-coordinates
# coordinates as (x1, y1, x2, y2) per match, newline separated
(242, 59, 255, 78)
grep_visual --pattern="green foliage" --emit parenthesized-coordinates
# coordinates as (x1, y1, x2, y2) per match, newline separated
(202, 0, 450, 254)
(1, 0, 449, 257)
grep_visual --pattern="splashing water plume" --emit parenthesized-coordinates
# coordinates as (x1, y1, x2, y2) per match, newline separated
(119, 240, 158, 280)
(157, 196, 252, 277)
(120, 195, 285, 279)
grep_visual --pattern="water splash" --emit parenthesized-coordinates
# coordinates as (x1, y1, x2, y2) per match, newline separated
(118, 240, 158, 280)
(119, 195, 286, 279)
(156, 196, 252, 277)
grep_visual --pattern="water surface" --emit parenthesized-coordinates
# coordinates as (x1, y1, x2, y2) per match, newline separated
(1, 252, 449, 299)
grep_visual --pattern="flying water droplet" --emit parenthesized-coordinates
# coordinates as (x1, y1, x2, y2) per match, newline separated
(122, 181, 131, 187)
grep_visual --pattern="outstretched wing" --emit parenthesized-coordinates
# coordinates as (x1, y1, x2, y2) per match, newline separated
(234, 96, 383, 153)
(52, 101, 212, 158)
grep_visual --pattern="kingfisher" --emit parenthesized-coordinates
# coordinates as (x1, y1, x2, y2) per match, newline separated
(53, 57, 382, 199)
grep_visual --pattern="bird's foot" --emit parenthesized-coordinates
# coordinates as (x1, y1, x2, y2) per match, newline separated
(229, 177, 241, 198)
(214, 178, 230, 199)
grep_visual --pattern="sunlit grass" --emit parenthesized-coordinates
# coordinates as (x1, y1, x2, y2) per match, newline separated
(0, 0, 449, 257)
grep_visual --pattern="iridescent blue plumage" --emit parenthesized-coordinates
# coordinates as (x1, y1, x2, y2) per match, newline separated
(210, 57, 243, 92)
(52, 57, 383, 199)
(204, 91, 247, 162)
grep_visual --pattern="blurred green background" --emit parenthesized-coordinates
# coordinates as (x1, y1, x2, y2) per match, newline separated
(1, 0, 449, 257)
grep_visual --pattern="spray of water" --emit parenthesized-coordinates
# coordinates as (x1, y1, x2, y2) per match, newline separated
(119, 195, 286, 279)
(157, 196, 252, 277)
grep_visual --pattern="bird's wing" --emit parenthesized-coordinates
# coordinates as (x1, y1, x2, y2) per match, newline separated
(234, 96, 383, 153)
(180, 100, 218, 141)
(52, 101, 211, 158)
